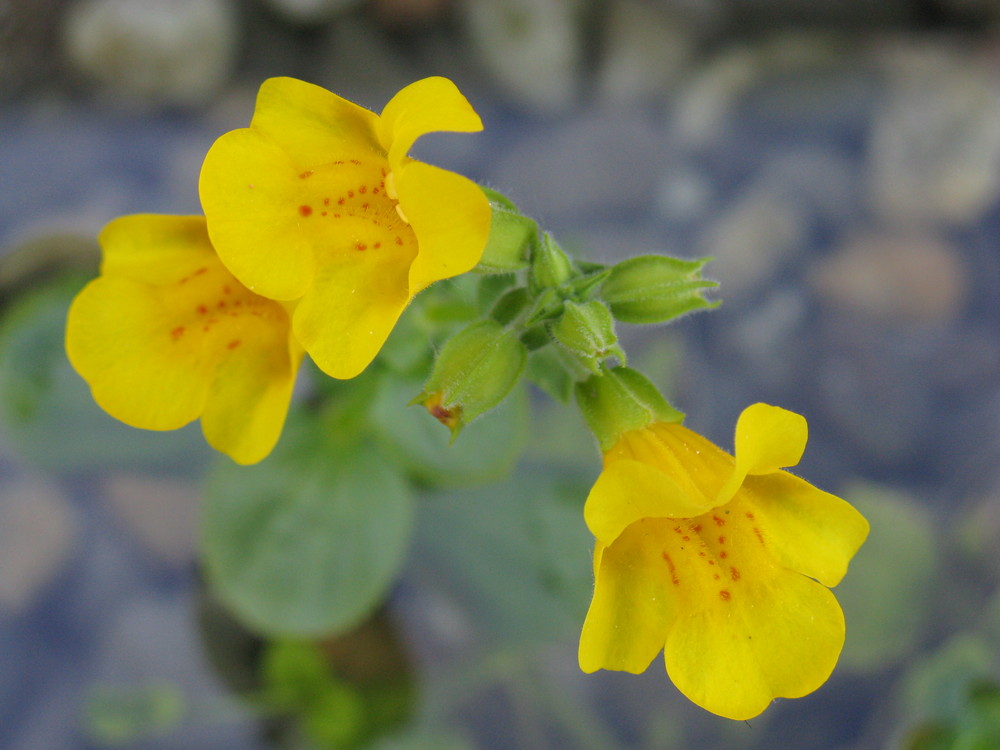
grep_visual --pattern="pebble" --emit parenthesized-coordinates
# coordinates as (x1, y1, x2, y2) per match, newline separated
(63, 0, 239, 109)
(261, 0, 362, 24)
(102, 474, 202, 569)
(869, 42, 1000, 226)
(492, 107, 665, 221)
(460, 0, 585, 115)
(0, 476, 76, 616)
(809, 232, 968, 325)
(593, 0, 696, 107)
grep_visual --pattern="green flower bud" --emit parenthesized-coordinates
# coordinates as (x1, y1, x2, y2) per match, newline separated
(530, 233, 575, 292)
(475, 187, 537, 273)
(601, 255, 720, 324)
(416, 319, 527, 437)
(575, 366, 683, 451)
(548, 300, 624, 373)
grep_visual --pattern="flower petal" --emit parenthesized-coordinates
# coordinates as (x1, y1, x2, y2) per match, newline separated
(584, 460, 715, 547)
(718, 403, 807, 502)
(580, 520, 679, 674)
(249, 77, 380, 168)
(377, 76, 483, 172)
(99, 214, 218, 283)
(664, 565, 845, 720)
(739, 472, 870, 587)
(67, 275, 212, 430)
(201, 334, 303, 465)
(291, 239, 414, 379)
(199, 126, 316, 301)
(397, 161, 491, 294)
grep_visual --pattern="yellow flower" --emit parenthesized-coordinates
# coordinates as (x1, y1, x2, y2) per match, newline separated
(65, 214, 303, 465)
(198, 76, 491, 379)
(578, 403, 869, 720)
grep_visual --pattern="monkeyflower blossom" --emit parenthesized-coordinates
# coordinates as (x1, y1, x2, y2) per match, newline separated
(66, 215, 303, 465)
(199, 76, 491, 379)
(576, 371, 869, 720)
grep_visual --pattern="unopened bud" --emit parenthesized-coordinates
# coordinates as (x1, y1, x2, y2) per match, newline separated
(600, 255, 719, 324)
(416, 319, 527, 437)
(548, 300, 624, 373)
(475, 187, 536, 273)
(530, 233, 575, 292)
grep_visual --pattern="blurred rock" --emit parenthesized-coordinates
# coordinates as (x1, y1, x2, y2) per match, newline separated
(593, 0, 695, 106)
(493, 107, 664, 221)
(460, 0, 585, 115)
(0, 476, 76, 616)
(63, 0, 238, 109)
(0, 0, 68, 100)
(371, 0, 452, 28)
(697, 182, 806, 300)
(262, 0, 362, 24)
(869, 43, 1000, 226)
(103, 474, 201, 568)
(810, 232, 969, 325)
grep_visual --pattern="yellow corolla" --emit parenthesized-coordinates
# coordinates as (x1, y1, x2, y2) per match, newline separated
(578, 403, 869, 720)
(65, 214, 303, 465)
(198, 76, 491, 379)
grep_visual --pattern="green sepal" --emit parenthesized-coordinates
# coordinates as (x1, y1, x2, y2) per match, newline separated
(474, 187, 537, 274)
(530, 232, 575, 293)
(416, 319, 528, 437)
(600, 255, 720, 324)
(575, 366, 683, 451)
(548, 300, 624, 374)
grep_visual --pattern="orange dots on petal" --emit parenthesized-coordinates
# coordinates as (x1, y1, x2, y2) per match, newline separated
(226, 339, 241, 350)
(196, 304, 208, 315)
(355, 243, 367, 251)
(299, 205, 313, 217)
(299, 170, 313, 179)
(713, 515, 725, 527)
(719, 590, 731, 601)
(730, 566, 741, 581)
(170, 326, 185, 340)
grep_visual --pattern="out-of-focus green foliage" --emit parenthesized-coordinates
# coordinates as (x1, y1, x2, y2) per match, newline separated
(82, 683, 185, 746)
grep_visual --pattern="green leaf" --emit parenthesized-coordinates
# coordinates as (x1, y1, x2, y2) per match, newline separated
(202, 417, 414, 637)
(412, 474, 593, 644)
(371, 375, 528, 488)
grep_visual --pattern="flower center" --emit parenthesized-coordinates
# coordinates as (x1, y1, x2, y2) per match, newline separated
(293, 158, 416, 256)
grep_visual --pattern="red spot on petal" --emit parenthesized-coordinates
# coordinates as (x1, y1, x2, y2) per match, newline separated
(372, 187, 380, 194)
(323, 197, 330, 206)
(713, 515, 725, 527)
(713, 573, 721, 580)
(395, 236, 404, 246)
(217, 300, 227, 309)
(373, 242, 381, 249)
(753, 527, 766, 546)
(194, 267, 207, 277)
(299, 170, 313, 179)
(673, 526, 683, 535)
(321, 211, 327, 217)
(196, 304, 208, 315)
(355, 243, 367, 251)
(227, 339, 241, 349)
(350, 159, 361, 165)
(719, 590, 731, 601)
(661, 552, 679, 585)
(347, 190, 354, 198)
(720, 551, 728, 559)
(730, 566, 741, 581)
(361, 203, 369, 211)
(338, 197, 345, 205)
(299, 205, 313, 217)
(718, 535, 726, 545)
(170, 326, 185, 340)
(745, 511, 755, 520)
(359, 186, 367, 194)
(692, 524, 702, 532)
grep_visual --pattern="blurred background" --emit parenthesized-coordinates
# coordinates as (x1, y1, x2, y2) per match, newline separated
(3, 0, 1000, 748)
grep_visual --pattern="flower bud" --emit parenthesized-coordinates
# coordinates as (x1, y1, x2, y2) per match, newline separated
(417, 319, 527, 437)
(475, 187, 536, 273)
(600, 255, 719, 324)
(530, 232, 575, 292)
(575, 366, 683, 451)
(548, 300, 624, 373)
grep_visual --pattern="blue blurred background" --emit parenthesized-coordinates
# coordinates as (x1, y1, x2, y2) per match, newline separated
(2, 0, 1000, 748)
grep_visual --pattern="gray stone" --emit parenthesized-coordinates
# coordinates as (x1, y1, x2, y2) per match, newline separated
(102, 474, 202, 569)
(460, 0, 585, 115)
(869, 43, 1000, 226)
(0, 476, 76, 616)
(493, 107, 665, 221)
(63, 0, 239, 109)
(809, 232, 969, 325)
(593, 0, 696, 107)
